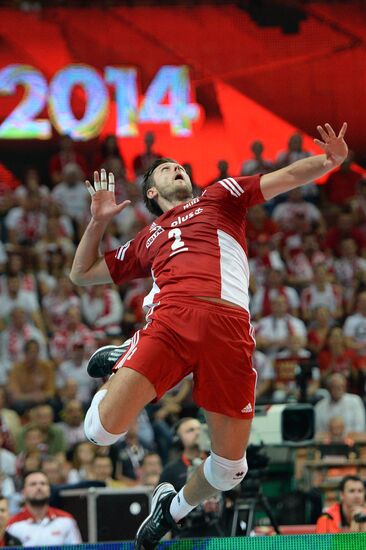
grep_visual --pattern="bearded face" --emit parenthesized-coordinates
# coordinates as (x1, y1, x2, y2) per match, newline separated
(149, 162, 193, 207)
(23, 473, 51, 507)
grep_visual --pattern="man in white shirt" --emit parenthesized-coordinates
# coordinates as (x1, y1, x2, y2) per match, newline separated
(6, 471, 82, 546)
(255, 295, 307, 357)
(315, 373, 366, 436)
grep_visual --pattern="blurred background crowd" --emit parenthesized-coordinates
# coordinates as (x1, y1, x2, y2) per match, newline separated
(0, 128, 366, 518)
(0, 132, 366, 509)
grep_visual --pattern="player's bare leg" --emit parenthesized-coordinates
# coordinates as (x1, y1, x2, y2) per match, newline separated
(135, 411, 252, 549)
(101, 368, 156, 432)
(84, 367, 156, 445)
(182, 411, 252, 505)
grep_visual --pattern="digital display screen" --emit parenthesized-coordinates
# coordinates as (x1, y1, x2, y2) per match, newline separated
(0, 64, 200, 141)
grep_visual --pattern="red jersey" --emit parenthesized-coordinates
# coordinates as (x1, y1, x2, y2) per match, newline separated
(105, 176, 264, 313)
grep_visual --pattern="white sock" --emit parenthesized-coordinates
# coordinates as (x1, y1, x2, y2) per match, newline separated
(169, 488, 196, 522)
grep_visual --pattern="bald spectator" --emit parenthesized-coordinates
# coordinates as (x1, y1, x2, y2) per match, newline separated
(315, 416, 355, 446)
(315, 373, 366, 437)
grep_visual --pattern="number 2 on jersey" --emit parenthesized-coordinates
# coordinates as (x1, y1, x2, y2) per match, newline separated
(168, 228, 188, 256)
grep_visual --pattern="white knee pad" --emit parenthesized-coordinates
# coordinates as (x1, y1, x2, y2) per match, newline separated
(84, 390, 126, 446)
(203, 451, 248, 491)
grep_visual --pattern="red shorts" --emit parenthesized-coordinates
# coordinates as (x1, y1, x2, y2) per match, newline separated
(114, 297, 257, 419)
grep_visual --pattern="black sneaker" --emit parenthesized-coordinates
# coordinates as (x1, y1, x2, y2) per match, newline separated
(135, 482, 178, 549)
(87, 339, 132, 378)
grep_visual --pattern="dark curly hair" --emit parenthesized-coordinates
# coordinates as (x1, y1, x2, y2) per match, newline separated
(142, 157, 177, 216)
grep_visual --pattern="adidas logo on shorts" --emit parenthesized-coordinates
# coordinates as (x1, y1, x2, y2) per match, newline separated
(241, 403, 253, 414)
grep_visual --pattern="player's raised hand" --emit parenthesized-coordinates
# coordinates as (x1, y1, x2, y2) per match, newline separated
(314, 122, 348, 169)
(85, 169, 131, 223)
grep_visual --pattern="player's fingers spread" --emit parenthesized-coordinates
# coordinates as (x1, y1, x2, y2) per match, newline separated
(94, 171, 101, 191)
(324, 123, 336, 138)
(313, 138, 326, 150)
(101, 168, 108, 190)
(317, 125, 329, 142)
(108, 172, 115, 193)
(85, 180, 96, 196)
(338, 122, 348, 138)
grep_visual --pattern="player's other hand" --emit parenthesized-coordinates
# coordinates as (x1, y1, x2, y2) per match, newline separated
(314, 122, 348, 169)
(86, 169, 131, 223)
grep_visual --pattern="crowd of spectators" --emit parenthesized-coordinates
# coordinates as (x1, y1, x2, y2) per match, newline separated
(0, 129, 366, 527)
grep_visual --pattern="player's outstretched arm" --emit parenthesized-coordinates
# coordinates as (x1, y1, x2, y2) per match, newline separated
(70, 169, 131, 286)
(260, 123, 348, 200)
